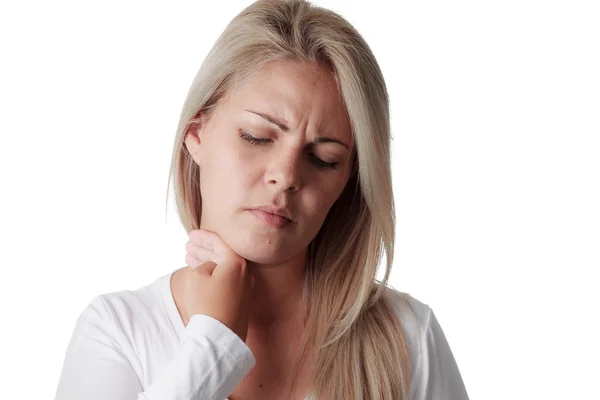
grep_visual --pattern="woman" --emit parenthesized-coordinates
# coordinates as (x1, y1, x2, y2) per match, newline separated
(55, 1, 469, 399)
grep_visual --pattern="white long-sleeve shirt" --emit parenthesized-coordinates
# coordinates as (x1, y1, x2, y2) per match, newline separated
(55, 268, 469, 400)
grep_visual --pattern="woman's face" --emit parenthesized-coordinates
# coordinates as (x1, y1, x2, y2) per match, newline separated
(184, 59, 354, 264)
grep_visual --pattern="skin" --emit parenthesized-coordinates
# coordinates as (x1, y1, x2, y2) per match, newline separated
(173, 58, 355, 335)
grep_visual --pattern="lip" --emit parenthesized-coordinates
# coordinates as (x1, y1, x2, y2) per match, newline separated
(250, 205, 294, 222)
(248, 209, 291, 228)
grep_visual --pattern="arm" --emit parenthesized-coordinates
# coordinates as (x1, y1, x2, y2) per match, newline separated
(411, 309, 470, 400)
(55, 296, 255, 400)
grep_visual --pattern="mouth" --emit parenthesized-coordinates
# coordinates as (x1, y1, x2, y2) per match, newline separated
(248, 209, 292, 228)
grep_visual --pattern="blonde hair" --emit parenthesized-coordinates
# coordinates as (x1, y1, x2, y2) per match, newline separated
(166, 1, 412, 398)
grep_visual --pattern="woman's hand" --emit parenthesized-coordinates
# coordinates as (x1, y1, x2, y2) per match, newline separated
(183, 229, 255, 342)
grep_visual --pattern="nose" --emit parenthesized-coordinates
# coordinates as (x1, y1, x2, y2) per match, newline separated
(264, 146, 302, 193)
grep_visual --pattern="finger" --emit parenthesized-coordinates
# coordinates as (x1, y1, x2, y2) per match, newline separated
(201, 231, 233, 258)
(195, 261, 218, 276)
(193, 229, 231, 257)
(186, 240, 216, 263)
(211, 257, 248, 280)
(188, 229, 214, 251)
(185, 253, 202, 269)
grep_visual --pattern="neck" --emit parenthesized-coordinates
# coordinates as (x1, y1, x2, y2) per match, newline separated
(246, 249, 308, 330)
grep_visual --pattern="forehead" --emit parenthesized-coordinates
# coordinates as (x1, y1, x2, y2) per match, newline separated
(225, 59, 352, 142)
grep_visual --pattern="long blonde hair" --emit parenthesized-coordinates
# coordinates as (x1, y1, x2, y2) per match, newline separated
(166, 1, 412, 398)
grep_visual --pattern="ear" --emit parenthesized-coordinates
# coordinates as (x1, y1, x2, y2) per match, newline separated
(184, 112, 206, 155)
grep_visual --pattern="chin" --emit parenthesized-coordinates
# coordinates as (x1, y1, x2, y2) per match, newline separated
(233, 242, 289, 265)
(223, 233, 292, 265)
(219, 217, 306, 265)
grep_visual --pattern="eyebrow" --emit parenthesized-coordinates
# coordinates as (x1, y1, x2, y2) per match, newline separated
(244, 109, 350, 150)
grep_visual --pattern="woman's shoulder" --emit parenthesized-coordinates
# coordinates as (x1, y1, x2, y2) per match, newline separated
(382, 285, 433, 339)
(84, 273, 167, 322)
(76, 271, 177, 348)
(382, 285, 470, 399)
(381, 285, 433, 379)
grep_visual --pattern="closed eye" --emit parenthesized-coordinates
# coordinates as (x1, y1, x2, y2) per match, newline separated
(239, 131, 339, 170)
(240, 131, 270, 145)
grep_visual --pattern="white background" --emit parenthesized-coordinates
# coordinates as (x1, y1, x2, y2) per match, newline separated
(1, 1, 598, 399)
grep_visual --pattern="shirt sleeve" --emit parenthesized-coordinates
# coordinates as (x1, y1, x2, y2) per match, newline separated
(54, 296, 256, 400)
(411, 308, 470, 400)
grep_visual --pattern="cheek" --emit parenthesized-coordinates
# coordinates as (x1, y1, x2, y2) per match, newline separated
(205, 143, 260, 198)
(229, 147, 262, 192)
(302, 186, 341, 227)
